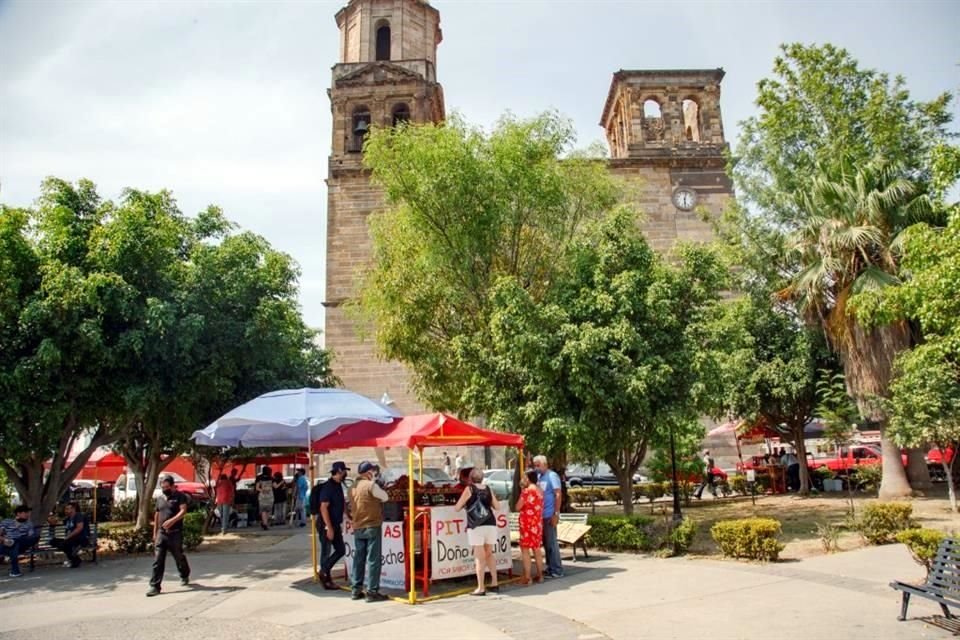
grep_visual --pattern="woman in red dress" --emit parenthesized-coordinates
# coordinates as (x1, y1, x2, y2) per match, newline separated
(516, 469, 545, 584)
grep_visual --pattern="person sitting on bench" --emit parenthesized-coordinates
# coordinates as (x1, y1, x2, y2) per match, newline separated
(47, 501, 89, 568)
(0, 505, 40, 577)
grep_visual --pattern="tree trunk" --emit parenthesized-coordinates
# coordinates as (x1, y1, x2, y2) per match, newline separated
(877, 432, 912, 499)
(618, 473, 634, 516)
(836, 319, 913, 499)
(945, 461, 957, 514)
(793, 429, 812, 496)
(905, 448, 932, 491)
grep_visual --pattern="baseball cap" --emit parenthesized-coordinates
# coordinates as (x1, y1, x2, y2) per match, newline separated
(358, 461, 379, 474)
(161, 475, 176, 484)
(330, 461, 350, 474)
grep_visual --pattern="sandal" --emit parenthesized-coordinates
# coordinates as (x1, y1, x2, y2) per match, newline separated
(518, 577, 531, 586)
(470, 589, 486, 596)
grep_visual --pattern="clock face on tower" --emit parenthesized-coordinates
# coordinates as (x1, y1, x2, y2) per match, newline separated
(672, 187, 698, 211)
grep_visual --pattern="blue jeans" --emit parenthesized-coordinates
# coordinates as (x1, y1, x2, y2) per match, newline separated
(351, 526, 382, 594)
(218, 504, 232, 533)
(1, 535, 39, 574)
(542, 518, 563, 576)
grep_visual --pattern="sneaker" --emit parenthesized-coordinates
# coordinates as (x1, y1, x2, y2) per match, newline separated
(146, 587, 161, 597)
(365, 592, 388, 602)
(351, 591, 365, 600)
(63, 560, 72, 567)
(181, 577, 190, 586)
(9, 570, 22, 578)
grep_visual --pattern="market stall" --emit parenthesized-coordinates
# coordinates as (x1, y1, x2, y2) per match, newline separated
(310, 412, 524, 604)
(708, 419, 787, 493)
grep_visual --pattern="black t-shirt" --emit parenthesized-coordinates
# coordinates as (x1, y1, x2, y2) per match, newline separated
(155, 490, 190, 532)
(316, 479, 345, 528)
(64, 512, 90, 542)
(273, 481, 286, 503)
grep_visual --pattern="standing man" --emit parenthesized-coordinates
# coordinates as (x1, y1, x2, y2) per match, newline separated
(0, 505, 39, 577)
(454, 453, 464, 476)
(215, 473, 235, 534)
(147, 475, 190, 597)
(349, 461, 389, 602)
(781, 447, 800, 492)
(442, 452, 452, 478)
(317, 461, 349, 590)
(533, 455, 563, 579)
(47, 501, 89, 568)
(694, 450, 717, 499)
(294, 468, 309, 527)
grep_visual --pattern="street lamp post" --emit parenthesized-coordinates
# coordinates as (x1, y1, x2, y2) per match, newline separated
(668, 420, 683, 523)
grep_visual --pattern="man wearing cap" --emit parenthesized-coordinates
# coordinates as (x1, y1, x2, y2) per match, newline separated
(147, 475, 190, 597)
(315, 461, 349, 589)
(349, 461, 389, 602)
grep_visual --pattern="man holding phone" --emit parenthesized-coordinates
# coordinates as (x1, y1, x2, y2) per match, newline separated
(316, 461, 349, 590)
(146, 475, 190, 597)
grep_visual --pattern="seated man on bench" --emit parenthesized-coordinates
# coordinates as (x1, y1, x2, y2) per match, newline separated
(0, 505, 40, 578)
(47, 501, 89, 569)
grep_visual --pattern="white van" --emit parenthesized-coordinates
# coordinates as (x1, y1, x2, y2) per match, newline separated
(113, 472, 207, 503)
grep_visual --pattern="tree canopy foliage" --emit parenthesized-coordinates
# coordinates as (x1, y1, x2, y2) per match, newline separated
(0, 178, 335, 524)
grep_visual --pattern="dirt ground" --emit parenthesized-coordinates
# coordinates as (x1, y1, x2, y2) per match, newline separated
(589, 485, 960, 559)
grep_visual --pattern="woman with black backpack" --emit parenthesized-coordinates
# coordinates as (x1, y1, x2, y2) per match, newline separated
(454, 467, 500, 596)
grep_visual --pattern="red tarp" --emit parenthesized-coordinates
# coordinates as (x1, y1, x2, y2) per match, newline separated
(310, 413, 524, 451)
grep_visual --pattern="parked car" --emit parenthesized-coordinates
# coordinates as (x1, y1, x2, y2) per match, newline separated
(925, 448, 956, 482)
(379, 467, 457, 487)
(566, 463, 646, 488)
(483, 469, 514, 500)
(113, 472, 208, 504)
(807, 445, 906, 475)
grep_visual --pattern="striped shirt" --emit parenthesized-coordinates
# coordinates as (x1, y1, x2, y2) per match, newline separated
(0, 518, 36, 542)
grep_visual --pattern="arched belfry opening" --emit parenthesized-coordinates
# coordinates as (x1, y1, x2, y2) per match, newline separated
(350, 106, 371, 152)
(375, 22, 391, 61)
(682, 98, 701, 142)
(392, 103, 411, 126)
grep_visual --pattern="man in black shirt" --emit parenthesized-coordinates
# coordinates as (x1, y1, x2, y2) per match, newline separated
(147, 475, 190, 597)
(47, 501, 89, 568)
(315, 461, 349, 590)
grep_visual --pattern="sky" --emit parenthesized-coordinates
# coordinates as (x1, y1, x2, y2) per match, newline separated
(2, 0, 958, 335)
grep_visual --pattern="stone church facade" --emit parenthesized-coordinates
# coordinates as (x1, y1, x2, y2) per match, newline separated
(324, 0, 733, 414)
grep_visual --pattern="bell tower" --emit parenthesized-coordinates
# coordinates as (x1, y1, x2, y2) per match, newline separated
(600, 69, 732, 251)
(324, 0, 444, 413)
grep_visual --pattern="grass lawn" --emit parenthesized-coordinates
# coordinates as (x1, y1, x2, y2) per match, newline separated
(583, 486, 960, 559)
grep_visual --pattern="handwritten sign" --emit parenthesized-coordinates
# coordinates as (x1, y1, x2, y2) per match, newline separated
(429, 505, 512, 580)
(337, 520, 406, 591)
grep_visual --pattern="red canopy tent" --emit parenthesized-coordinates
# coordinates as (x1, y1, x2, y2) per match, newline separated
(310, 413, 523, 451)
(309, 413, 524, 604)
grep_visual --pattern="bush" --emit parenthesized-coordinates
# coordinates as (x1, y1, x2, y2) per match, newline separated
(569, 488, 602, 507)
(639, 483, 665, 511)
(587, 515, 654, 551)
(859, 502, 916, 545)
(729, 474, 748, 495)
(815, 521, 841, 553)
(601, 487, 621, 503)
(852, 464, 882, 493)
(710, 518, 785, 561)
(104, 525, 154, 554)
(668, 517, 697, 555)
(111, 498, 138, 523)
(183, 511, 205, 550)
(895, 528, 946, 575)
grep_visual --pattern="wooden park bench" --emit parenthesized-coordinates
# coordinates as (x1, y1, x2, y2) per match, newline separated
(507, 512, 591, 560)
(557, 512, 590, 561)
(890, 537, 960, 623)
(24, 523, 99, 571)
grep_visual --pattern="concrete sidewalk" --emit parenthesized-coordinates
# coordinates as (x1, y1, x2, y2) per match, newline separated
(0, 536, 952, 640)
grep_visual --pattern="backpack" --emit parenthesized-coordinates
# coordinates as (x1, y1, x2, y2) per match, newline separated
(466, 486, 492, 528)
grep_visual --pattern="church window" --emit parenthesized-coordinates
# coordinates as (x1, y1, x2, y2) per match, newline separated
(392, 103, 411, 126)
(375, 22, 391, 61)
(643, 99, 662, 118)
(682, 99, 701, 142)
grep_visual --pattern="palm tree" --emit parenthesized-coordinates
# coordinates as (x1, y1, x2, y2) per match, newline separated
(784, 157, 936, 498)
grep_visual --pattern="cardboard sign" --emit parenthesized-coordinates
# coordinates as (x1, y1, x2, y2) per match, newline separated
(556, 522, 591, 546)
(338, 519, 406, 591)
(429, 505, 512, 580)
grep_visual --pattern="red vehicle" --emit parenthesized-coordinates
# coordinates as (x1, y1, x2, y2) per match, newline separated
(926, 448, 956, 482)
(807, 445, 907, 475)
(683, 467, 728, 484)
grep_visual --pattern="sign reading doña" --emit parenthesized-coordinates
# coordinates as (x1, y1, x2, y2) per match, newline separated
(338, 519, 406, 591)
(430, 505, 512, 580)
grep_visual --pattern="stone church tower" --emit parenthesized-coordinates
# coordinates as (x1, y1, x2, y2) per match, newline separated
(324, 0, 444, 414)
(600, 69, 733, 251)
(324, 4, 733, 414)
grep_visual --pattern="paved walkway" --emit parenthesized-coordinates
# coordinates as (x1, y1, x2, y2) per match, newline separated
(0, 533, 952, 640)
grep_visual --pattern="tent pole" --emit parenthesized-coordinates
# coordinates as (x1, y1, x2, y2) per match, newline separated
(407, 447, 416, 604)
(418, 447, 423, 484)
(309, 425, 319, 582)
(93, 467, 98, 525)
(519, 447, 525, 476)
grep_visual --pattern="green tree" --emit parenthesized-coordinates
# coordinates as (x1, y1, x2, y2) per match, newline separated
(0, 180, 140, 522)
(703, 295, 833, 495)
(467, 212, 726, 514)
(731, 44, 954, 498)
(357, 112, 620, 414)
